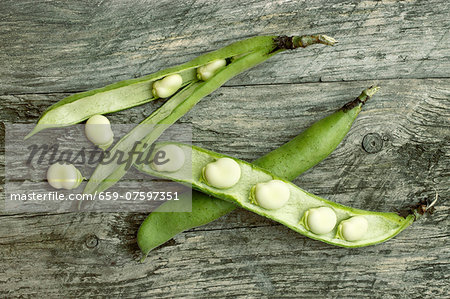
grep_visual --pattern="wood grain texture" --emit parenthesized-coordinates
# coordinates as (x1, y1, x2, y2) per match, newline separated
(1, 0, 449, 94)
(1, 0, 449, 298)
(1, 80, 449, 298)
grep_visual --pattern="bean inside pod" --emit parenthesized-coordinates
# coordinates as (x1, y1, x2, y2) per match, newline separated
(197, 59, 227, 81)
(136, 86, 389, 257)
(85, 115, 114, 150)
(202, 157, 241, 189)
(152, 74, 183, 98)
(250, 180, 290, 210)
(137, 142, 417, 248)
(302, 207, 337, 235)
(337, 216, 369, 241)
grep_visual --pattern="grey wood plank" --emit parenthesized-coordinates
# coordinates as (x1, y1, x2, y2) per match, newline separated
(0, 212, 448, 298)
(1, 79, 449, 212)
(0, 79, 448, 297)
(1, 0, 449, 94)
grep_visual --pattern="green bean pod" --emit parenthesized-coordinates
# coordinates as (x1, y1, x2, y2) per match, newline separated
(25, 35, 302, 139)
(137, 141, 418, 248)
(84, 50, 277, 194)
(254, 86, 380, 177)
(84, 35, 337, 194)
(136, 87, 379, 259)
(24, 68, 197, 139)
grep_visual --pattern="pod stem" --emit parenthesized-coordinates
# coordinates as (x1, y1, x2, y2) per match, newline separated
(397, 194, 438, 221)
(361, 85, 380, 100)
(342, 85, 380, 112)
(274, 34, 337, 51)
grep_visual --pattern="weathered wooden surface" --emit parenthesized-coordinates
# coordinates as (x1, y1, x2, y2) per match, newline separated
(1, 0, 449, 298)
(1, 0, 449, 94)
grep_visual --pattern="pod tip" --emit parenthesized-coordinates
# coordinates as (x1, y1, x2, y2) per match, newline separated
(364, 85, 380, 98)
(319, 35, 338, 46)
(24, 128, 37, 140)
(289, 35, 338, 49)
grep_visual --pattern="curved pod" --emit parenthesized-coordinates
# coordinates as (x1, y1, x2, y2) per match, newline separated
(137, 142, 415, 248)
(136, 86, 378, 257)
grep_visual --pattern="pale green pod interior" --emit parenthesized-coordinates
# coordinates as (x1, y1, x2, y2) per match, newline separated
(136, 142, 415, 248)
(26, 36, 277, 139)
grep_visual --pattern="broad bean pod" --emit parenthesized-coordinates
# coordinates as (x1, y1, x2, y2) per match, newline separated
(26, 35, 334, 138)
(136, 87, 379, 259)
(84, 50, 276, 194)
(84, 35, 336, 194)
(137, 141, 421, 248)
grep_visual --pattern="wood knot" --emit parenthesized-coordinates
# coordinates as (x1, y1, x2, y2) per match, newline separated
(362, 133, 383, 154)
(85, 235, 99, 248)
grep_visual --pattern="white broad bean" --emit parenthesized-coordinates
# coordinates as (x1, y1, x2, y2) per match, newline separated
(252, 180, 290, 210)
(151, 144, 185, 172)
(303, 207, 337, 235)
(203, 158, 241, 189)
(47, 162, 83, 190)
(197, 59, 227, 81)
(338, 216, 369, 241)
(85, 115, 114, 150)
(152, 74, 183, 98)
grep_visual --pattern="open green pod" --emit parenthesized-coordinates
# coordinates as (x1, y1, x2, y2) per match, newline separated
(136, 86, 380, 258)
(84, 35, 337, 195)
(26, 35, 336, 139)
(83, 49, 273, 194)
(136, 141, 422, 248)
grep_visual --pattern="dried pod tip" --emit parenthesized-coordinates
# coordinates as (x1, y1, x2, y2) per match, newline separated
(318, 35, 338, 46)
(363, 85, 380, 98)
(397, 194, 439, 220)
